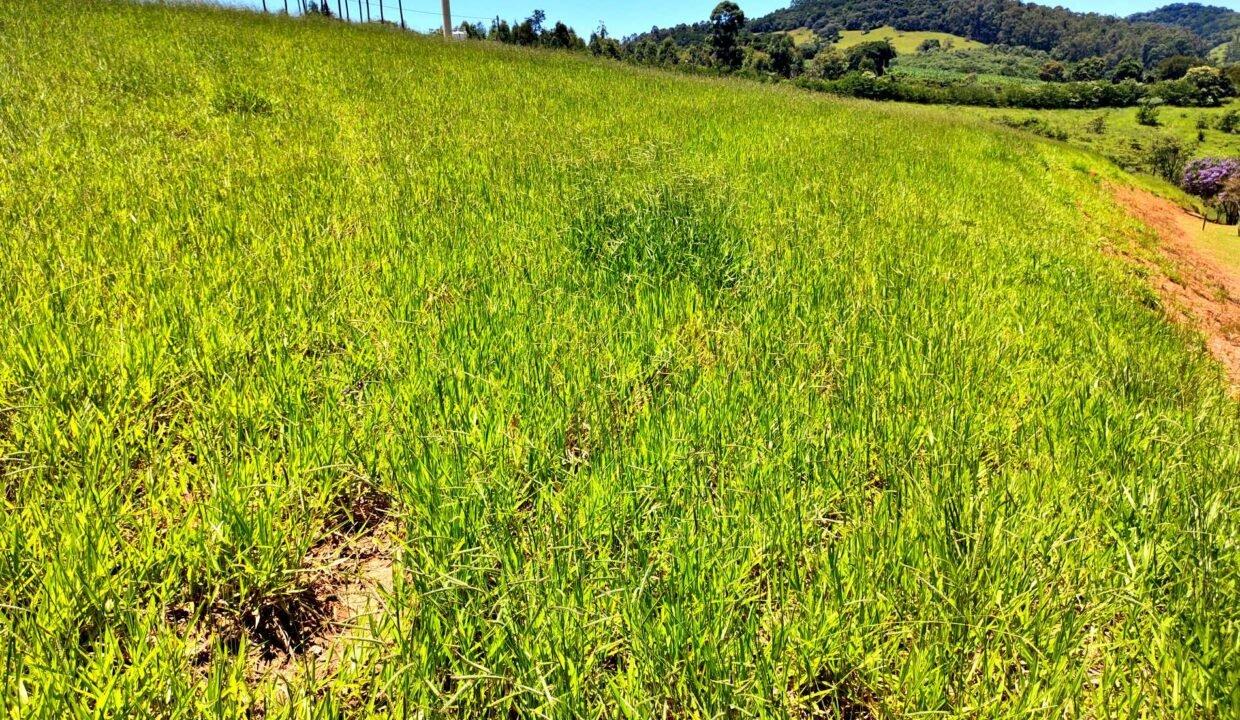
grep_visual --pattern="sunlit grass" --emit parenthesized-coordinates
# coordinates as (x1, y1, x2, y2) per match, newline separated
(962, 99, 1240, 167)
(0, 1, 1237, 718)
(834, 25, 986, 54)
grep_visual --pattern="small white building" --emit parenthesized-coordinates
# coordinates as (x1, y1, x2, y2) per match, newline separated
(451, 29, 467, 42)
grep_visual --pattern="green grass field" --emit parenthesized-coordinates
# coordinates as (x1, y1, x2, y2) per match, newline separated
(1, 1, 1238, 717)
(964, 100, 1240, 168)
(834, 26, 986, 54)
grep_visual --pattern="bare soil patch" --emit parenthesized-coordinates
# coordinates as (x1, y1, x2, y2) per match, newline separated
(178, 525, 397, 682)
(1111, 184, 1240, 387)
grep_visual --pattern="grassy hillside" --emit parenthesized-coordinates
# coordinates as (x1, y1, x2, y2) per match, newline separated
(1, 1, 1237, 718)
(834, 25, 985, 54)
(964, 100, 1240, 169)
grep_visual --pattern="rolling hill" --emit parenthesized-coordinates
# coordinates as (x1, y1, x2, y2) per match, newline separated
(751, 0, 1208, 65)
(1129, 3, 1240, 47)
(1, 0, 1237, 717)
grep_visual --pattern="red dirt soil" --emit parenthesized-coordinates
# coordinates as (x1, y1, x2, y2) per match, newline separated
(1112, 184, 1240, 388)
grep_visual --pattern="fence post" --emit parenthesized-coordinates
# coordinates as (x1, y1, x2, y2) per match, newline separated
(397, 0, 405, 28)
(378, 0, 383, 24)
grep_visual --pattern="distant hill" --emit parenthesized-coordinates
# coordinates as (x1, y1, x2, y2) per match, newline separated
(748, 0, 1208, 67)
(1129, 4, 1239, 47)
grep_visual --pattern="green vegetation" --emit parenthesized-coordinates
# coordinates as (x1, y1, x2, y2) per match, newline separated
(752, 0, 1216, 66)
(832, 25, 984, 55)
(965, 99, 1240, 172)
(2, 1, 1238, 717)
(892, 47, 1048, 83)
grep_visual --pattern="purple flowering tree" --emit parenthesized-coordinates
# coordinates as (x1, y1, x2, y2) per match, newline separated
(1181, 157, 1240, 200)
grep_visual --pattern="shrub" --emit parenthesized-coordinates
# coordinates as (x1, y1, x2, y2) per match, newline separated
(1038, 60, 1067, 82)
(1155, 55, 1196, 81)
(995, 115, 1068, 141)
(1070, 57, 1106, 82)
(1214, 175, 1240, 224)
(1218, 109, 1239, 134)
(1183, 66, 1235, 106)
(806, 48, 847, 80)
(845, 40, 896, 76)
(1136, 99, 1162, 126)
(1111, 59, 1144, 83)
(1181, 157, 1240, 199)
(1144, 136, 1187, 182)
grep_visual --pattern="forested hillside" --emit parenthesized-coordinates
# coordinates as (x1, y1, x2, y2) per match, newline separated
(751, 0, 1207, 66)
(1129, 3, 1240, 47)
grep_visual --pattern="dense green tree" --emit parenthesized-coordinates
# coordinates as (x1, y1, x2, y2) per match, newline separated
(709, 2, 746, 72)
(917, 38, 941, 54)
(767, 33, 801, 78)
(807, 47, 847, 79)
(489, 18, 512, 43)
(1184, 65, 1235, 104)
(1110, 58, 1144, 83)
(657, 37, 681, 66)
(1038, 60, 1067, 82)
(547, 21, 584, 50)
(1156, 54, 1198, 80)
(1070, 57, 1107, 82)
(846, 40, 896, 76)
(588, 24, 623, 59)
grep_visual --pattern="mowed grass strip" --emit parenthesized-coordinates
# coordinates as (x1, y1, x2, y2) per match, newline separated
(0, 1, 1237, 717)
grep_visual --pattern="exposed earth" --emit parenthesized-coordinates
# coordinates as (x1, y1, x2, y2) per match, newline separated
(1113, 185, 1240, 388)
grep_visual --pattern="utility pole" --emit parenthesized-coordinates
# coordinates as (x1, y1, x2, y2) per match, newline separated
(441, 0, 451, 38)
(397, 0, 405, 28)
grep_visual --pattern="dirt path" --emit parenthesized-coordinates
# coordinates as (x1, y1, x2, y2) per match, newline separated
(1112, 185, 1240, 388)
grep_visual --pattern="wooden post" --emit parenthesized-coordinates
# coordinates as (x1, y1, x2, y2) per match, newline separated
(378, 0, 383, 24)
(283, 0, 289, 14)
(356, 0, 362, 22)
(337, 0, 344, 19)
(365, 0, 371, 22)
(262, 0, 268, 12)
(397, 0, 405, 28)
(441, 0, 451, 38)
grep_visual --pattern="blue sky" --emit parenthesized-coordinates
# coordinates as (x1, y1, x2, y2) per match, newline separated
(224, 1, 1233, 39)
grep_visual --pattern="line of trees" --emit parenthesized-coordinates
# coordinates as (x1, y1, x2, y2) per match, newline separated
(461, 4, 1238, 110)
(480, 10, 586, 50)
